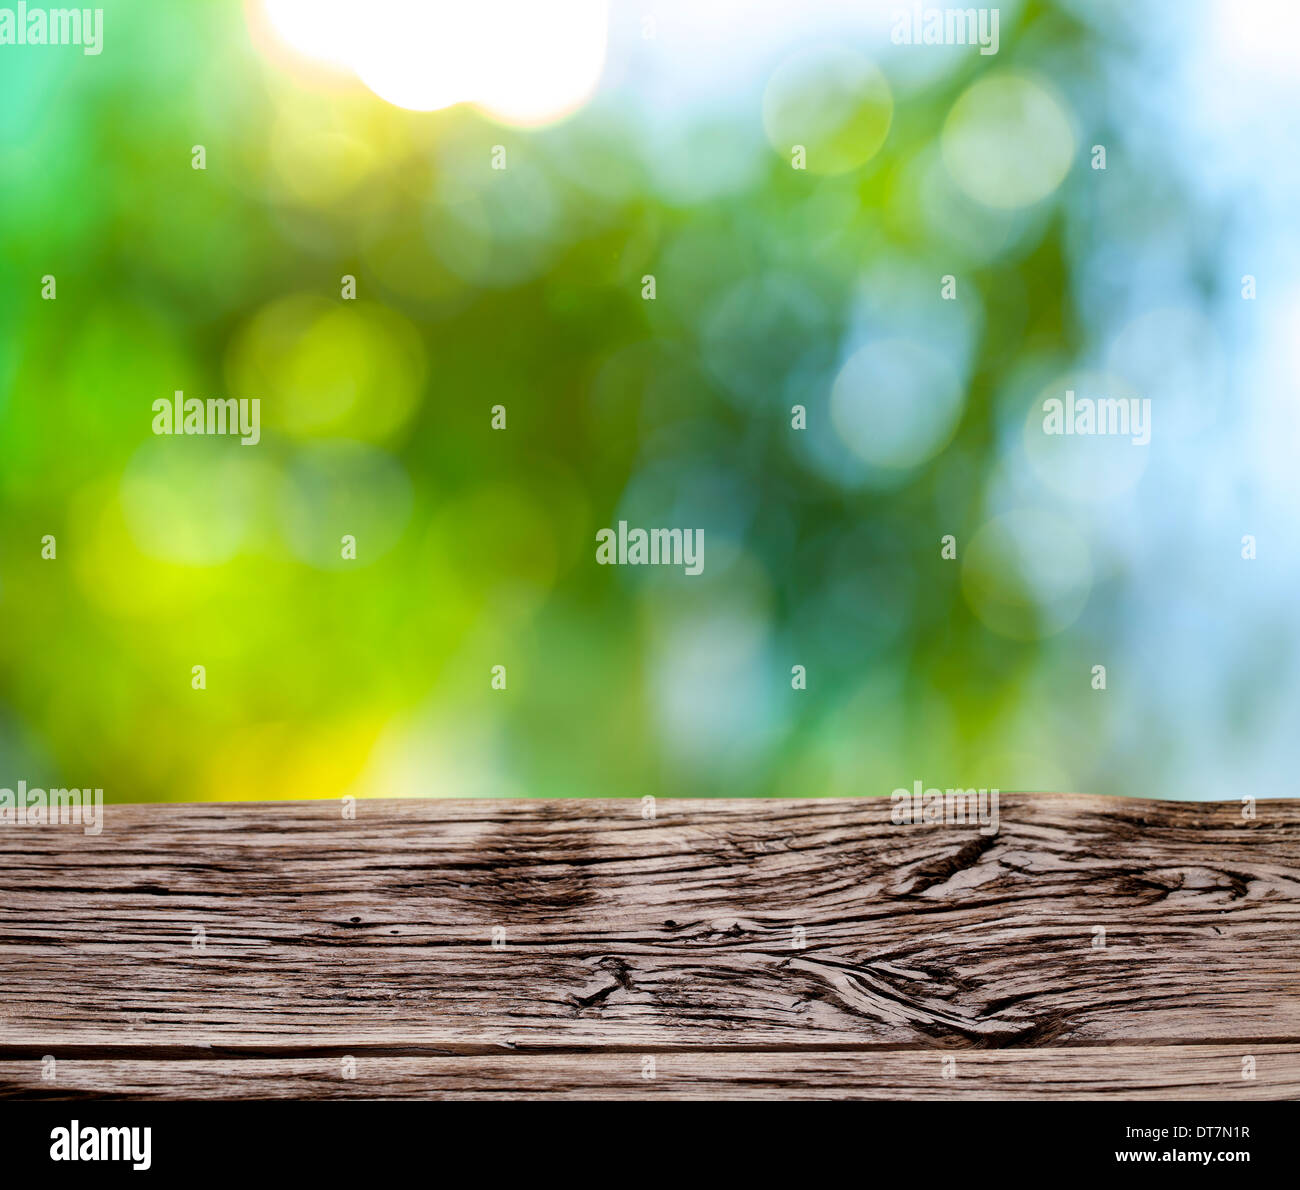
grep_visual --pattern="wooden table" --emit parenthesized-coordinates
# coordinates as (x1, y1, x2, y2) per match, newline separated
(3, 795, 1298, 1099)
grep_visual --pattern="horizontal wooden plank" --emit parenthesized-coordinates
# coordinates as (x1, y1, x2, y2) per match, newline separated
(3, 796, 1297, 1060)
(3, 1045, 1295, 1100)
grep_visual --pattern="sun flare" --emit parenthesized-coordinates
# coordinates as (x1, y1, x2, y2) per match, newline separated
(259, 0, 609, 124)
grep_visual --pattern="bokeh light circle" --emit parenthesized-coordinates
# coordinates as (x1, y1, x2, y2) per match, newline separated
(941, 73, 1074, 208)
(830, 338, 965, 469)
(227, 296, 426, 442)
(762, 46, 893, 175)
(1023, 371, 1152, 503)
(962, 510, 1092, 640)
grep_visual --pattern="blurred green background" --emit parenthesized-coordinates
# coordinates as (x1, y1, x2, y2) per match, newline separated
(2, 0, 1297, 803)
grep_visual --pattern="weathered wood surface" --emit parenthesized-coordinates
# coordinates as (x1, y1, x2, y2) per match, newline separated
(5, 1047, 1298, 1100)
(2, 795, 1298, 1099)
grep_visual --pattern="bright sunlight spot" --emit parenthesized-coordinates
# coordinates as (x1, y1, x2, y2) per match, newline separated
(260, 0, 609, 125)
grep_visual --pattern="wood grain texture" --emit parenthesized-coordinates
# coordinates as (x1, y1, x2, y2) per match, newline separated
(2, 795, 1298, 1098)
(3, 1046, 1295, 1100)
